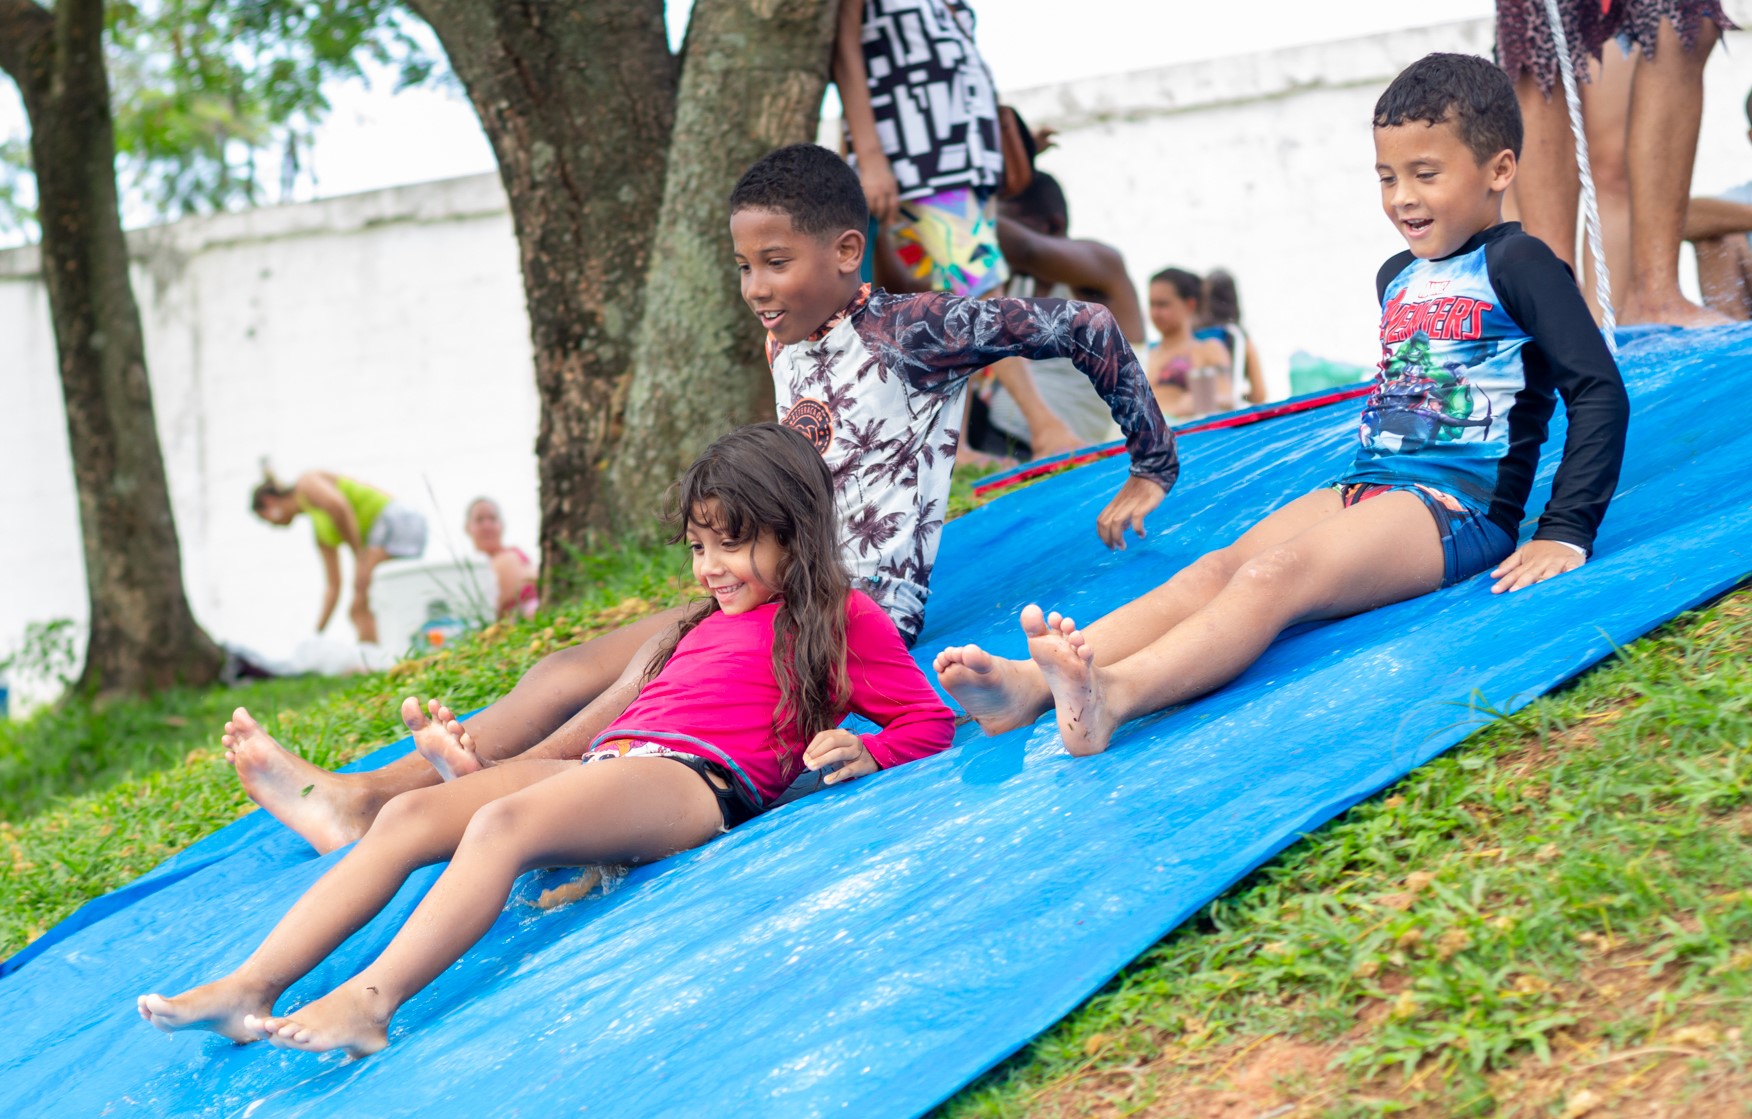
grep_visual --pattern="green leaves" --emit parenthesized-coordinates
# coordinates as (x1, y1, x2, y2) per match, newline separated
(104, 0, 441, 218)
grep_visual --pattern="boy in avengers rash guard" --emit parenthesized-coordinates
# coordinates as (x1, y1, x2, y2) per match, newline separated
(935, 52, 1630, 759)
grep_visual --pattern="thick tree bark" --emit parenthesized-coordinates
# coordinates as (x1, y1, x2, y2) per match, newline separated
(0, 0, 224, 696)
(607, 0, 838, 530)
(410, 0, 676, 598)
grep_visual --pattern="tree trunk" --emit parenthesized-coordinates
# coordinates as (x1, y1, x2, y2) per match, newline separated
(0, 0, 224, 696)
(410, 0, 676, 598)
(607, 0, 838, 530)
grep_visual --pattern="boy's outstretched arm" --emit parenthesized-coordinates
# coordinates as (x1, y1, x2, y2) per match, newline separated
(874, 293, 1178, 547)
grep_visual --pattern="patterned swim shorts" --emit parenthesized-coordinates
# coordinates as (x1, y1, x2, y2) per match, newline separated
(891, 186, 1009, 298)
(586, 739, 761, 829)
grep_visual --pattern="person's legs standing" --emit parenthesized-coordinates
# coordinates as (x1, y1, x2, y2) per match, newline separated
(1579, 44, 1635, 318)
(1619, 6, 1732, 326)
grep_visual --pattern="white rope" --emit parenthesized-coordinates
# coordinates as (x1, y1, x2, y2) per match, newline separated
(1539, 0, 1618, 354)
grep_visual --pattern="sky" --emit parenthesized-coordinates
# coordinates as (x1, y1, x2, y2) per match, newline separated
(0, 0, 1498, 224)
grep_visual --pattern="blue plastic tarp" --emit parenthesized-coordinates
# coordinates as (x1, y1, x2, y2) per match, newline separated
(2, 325, 1749, 1118)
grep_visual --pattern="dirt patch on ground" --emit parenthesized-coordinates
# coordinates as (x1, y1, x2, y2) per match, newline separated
(1022, 1028, 1749, 1118)
(1024, 959, 1749, 1119)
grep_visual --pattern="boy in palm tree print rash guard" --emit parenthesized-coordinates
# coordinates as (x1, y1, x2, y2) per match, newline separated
(730, 144, 1178, 645)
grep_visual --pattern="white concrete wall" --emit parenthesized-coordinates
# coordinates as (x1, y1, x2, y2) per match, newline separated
(1006, 15, 1752, 396)
(0, 174, 538, 705)
(6, 14, 1752, 704)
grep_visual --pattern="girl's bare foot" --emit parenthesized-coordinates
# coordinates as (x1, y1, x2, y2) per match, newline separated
(223, 707, 367, 854)
(246, 982, 392, 1058)
(1618, 293, 1732, 328)
(933, 625, 1052, 736)
(1026, 608, 1120, 757)
(403, 697, 482, 782)
(137, 976, 274, 1044)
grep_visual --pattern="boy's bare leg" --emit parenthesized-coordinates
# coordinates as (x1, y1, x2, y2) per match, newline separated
(935, 490, 1345, 734)
(1619, 18, 1730, 327)
(227, 608, 682, 853)
(1033, 491, 1442, 755)
(250, 756, 721, 1056)
(137, 758, 574, 1043)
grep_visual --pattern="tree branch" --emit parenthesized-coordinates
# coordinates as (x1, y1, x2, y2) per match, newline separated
(0, 0, 52, 84)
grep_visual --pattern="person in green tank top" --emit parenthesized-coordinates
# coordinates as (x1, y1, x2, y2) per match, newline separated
(251, 469, 429, 645)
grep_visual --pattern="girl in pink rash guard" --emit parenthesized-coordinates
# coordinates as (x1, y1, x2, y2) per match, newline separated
(139, 423, 954, 1059)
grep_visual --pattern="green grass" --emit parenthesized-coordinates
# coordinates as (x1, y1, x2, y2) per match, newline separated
(0, 676, 351, 824)
(0, 536, 685, 956)
(936, 588, 1752, 1116)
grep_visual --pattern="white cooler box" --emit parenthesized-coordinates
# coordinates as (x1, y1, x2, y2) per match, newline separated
(370, 555, 500, 655)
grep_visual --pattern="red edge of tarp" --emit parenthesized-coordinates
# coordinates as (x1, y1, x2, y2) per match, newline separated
(971, 382, 1376, 500)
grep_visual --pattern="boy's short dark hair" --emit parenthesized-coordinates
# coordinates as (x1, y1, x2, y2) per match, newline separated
(729, 144, 869, 239)
(1373, 53, 1522, 162)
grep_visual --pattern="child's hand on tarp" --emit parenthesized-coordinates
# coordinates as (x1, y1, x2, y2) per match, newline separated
(1490, 539, 1585, 594)
(1096, 476, 1166, 550)
(804, 728, 878, 785)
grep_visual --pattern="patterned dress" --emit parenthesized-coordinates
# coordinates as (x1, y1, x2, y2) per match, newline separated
(854, 0, 1004, 199)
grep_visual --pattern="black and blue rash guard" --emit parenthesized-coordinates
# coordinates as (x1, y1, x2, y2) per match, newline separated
(1341, 221, 1629, 554)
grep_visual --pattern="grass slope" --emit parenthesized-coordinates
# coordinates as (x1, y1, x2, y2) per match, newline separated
(2, 479, 1745, 1116)
(938, 589, 1752, 1118)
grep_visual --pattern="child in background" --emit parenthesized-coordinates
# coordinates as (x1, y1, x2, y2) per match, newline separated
(937, 53, 1629, 756)
(139, 424, 955, 1057)
(1196, 269, 1269, 408)
(1145, 268, 1233, 418)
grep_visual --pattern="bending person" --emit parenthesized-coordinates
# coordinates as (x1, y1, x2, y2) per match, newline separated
(936, 54, 1629, 755)
(251, 469, 428, 646)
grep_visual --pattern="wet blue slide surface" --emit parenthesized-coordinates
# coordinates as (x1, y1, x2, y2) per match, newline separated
(3, 327, 1748, 1117)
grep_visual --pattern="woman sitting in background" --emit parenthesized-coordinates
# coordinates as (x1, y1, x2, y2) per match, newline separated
(1198, 269, 1269, 408)
(1145, 267, 1233, 419)
(465, 497, 539, 619)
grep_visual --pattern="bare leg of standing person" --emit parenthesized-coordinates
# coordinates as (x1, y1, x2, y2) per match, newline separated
(1694, 234, 1752, 319)
(1511, 71, 1582, 266)
(1578, 45, 1634, 319)
(1619, 16, 1731, 327)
